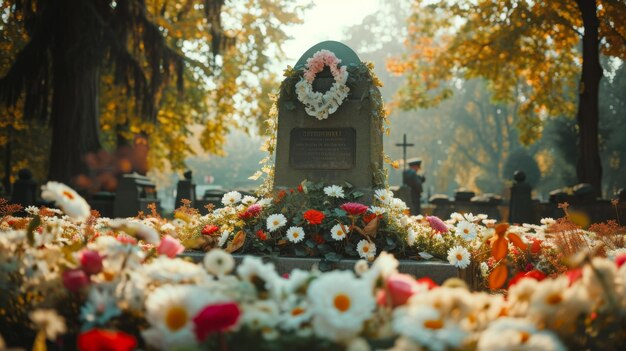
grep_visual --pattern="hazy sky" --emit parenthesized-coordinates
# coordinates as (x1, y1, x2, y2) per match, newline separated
(279, 0, 380, 67)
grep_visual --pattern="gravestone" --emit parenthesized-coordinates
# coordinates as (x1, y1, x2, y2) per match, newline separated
(509, 171, 533, 224)
(273, 41, 384, 200)
(113, 173, 160, 217)
(10, 168, 37, 213)
(175, 170, 196, 209)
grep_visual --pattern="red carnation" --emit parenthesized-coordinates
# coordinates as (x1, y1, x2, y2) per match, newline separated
(202, 225, 220, 236)
(193, 302, 241, 342)
(246, 204, 262, 217)
(303, 209, 325, 225)
(77, 329, 137, 351)
(256, 229, 268, 241)
(80, 250, 103, 275)
(340, 202, 368, 216)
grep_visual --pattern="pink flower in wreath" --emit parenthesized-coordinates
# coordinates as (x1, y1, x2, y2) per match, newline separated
(340, 202, 369, 216)
(426, 216, 448, 234)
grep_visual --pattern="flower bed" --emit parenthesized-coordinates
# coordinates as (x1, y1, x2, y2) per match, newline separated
(1, 182, 625, 350)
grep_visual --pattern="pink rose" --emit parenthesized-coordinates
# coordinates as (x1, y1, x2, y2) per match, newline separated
(80, 250, 103, 275)
(157, 235, 185, 258)
(381, 273, 426, 307)
(63, 269, 89, 292)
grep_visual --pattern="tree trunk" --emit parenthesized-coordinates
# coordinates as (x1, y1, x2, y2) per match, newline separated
(47, 0, 101, 184)
(575, 0, 603, 197)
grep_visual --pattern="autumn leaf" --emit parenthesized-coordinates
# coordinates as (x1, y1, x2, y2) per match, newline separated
(507, 233, 528, 251)
(492, 236, 508, 261)
(225, 231, 245, 253)
(495, 223, 510, 237)
(488, 264, 508, 290)
(362, 216, 379, 239)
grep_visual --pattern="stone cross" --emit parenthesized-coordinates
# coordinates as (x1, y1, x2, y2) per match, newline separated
(395, 133, 414, 171)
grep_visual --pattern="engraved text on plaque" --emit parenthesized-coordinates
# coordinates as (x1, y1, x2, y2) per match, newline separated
(289, 128, 356, 170)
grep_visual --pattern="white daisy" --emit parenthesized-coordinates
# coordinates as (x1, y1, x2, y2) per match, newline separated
(540, 217, 556, 226)
(455, 221, 477, 241)
(237, 256, 282, 299)
(257, 198, 273, 206)
(241, 300, 281, 340)
(280, 300, 313, 331)
(203, 249, 235, 276)
(307, 271, 375, 341)
(40, 181, 91, 221)
(390, 198, 408, 211)
(369, 206, 386, 215)
(286, 226, 305, 243)
(221, 191, 242, 206)
(80, 287, 121, 330)
(141, 256, 208, 285)
(354, 260, 369, 276)
(477, 317, 566, 351)
(447, 246, 471, 269)
(374, 189, 393, 204)
(266, 214, 287, 232)
(25, 206, 39, 215)
(242, 195, 258, 205)
(356, 240, 376, 260)
(330, 224, 348, 241)
(393, 303, 466, 351)
(142, 285, 227, 349)
(323, 185, 345, 198)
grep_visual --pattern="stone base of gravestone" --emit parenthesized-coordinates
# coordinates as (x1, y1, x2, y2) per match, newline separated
(180, 252, 467, 286)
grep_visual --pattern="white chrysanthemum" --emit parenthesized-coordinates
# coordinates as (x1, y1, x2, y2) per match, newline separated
(266, 214, 287, 232)
(237, 256, 282, 298)
(390, 198, 408, 211)
(330, 223, 348, 241)
(307, 271, 375, 341)
(221, 191, 242, 206)
(25, 206, 39, 215)
(406, 228, 417, 246)
(477, 318, 566, 351)
(141, 256, 208, 285)
(203, 249, 235, 276)
(374, 189, 393, 204)
(455, 221, 477, 241)
(369, 206, 386, 215)
(286, 226, 305, 243)
(40, 181, 91, 221)
(242, 195, 258, 205)
(142, 285, 227, 349)
(447, 246, 471, 269)
(356, 240, 376, 260)
(218, 230, 230, 247)
(393, 304, 466, 351)
(257, 197, 273, 206)
(323, 185, 345, 198)
(540, 217, 556, 226)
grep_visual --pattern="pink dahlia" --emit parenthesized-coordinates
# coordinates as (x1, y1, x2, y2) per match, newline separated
(340, 202, 369, 216)
(426, 216, 448, 234)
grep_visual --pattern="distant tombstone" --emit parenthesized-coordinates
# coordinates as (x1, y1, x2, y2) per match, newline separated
(113, 173, 160, 217)
(175, 170, 196, 209)
(572, 183, 595, 203)
(10, 168, 37, 210)
(273, 41, 384, 200)
(617, 188, 626, 201)
(509, 171, 533, 224)
(429, 194, 453, 219)
(454, 189, 475, 202)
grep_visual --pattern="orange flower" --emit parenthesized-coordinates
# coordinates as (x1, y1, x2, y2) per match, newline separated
(303, 209, 325, 225)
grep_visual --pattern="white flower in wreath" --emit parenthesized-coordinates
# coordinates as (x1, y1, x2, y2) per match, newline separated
(295, 49, 350, 120)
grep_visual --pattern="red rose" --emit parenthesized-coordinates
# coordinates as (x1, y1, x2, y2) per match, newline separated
(202, 225, 220, 236)
(63, 269, 90, 292)
(80, 250, 103, 275)
(303, 209, 325, 225)
(383, 273, 424, 307)
(340, 202, 368, 216)
(193, 302, 241, 342)
(508, 269, 547, 288)
(77, 329, 137, 351)
(256, 229, 267, 241)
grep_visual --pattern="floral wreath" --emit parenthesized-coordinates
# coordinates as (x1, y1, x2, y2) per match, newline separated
(294, 49, 350, 120)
